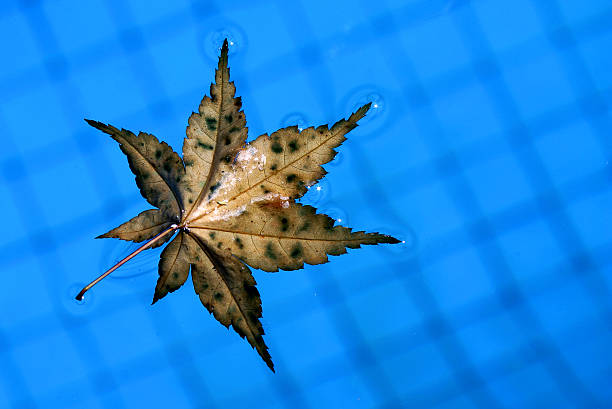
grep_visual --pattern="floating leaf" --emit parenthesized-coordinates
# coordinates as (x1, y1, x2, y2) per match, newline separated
(84, 39, 399, 372)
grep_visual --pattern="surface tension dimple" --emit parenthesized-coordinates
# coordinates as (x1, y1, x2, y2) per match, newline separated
(200, 24, 247, 63)
(342, 86, 390, 138)
(63, 283, 97, 315)
(280, 112, 308, 131)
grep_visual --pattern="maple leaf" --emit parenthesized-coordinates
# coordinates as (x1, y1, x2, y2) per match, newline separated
(80, 39, 399, 372)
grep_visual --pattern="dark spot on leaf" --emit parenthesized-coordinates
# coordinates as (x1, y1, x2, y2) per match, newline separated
(217, 242, 223, 249)
(163, 161, 172, 172)
(225, 137, 231, 145)
(172, 272, 179, 279)
(210, 182, 221, 193)
(189, 198, 194, 203)
(155, 150, 162, 159)
(271, 142, 283, 153)
(201, 283, 209, 290)
(197, 141, 214, 150)
(270, 164, 278, 171)
(224, 114, 233, 123)
(222, 155, 232, 163)
(205, 117, 217, 131)
(265, 242, 277, 259)
(209, 232, 216, 239)
(280, 217, 289, 232)
(185, 160, 194, 166)
(214, 292, 224, 300)
(288, 140, 299, 152)
(286, 174, 297, 183)
(290, 243, 302, 259)
(234, 237, 244, 249)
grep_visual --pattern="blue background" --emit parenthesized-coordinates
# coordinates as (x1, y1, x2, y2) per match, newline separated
(1, 0, 611, 408)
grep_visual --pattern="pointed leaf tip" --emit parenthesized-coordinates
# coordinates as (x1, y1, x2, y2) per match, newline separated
(360, 102, 372, 114)
(221, 38, 229, 54)
(371, 233, 401, 245)
(349, 102, 372, 123)
(385, 235, 401, 244)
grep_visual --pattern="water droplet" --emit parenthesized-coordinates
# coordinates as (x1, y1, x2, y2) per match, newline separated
(342, 86, 392, 138)
(99, 240, 162, 280)
(63, 283, 96, 315)
(280, 112, 309, 131)
(199, 24, 247, 63)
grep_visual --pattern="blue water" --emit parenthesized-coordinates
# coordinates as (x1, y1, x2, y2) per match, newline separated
(1, 0, 611, 408)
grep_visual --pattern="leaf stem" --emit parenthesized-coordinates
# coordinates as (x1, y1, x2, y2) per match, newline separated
(76, 224, 179, 301)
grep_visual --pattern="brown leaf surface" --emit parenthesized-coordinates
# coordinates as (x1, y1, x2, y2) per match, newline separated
(182, 39, 248, 220)
(96, 209, 173, 249)
(189, 203, 398, 272)
(87, 39, 399, 372)
(85, 119, 185, 220)
(153, 232, 191, 303)
(183, 103, 371, 225)
(189, 236, 273, 371)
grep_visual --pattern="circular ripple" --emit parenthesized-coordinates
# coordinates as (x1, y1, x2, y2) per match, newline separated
(199, 24, 247, 63)
(280, 112, 309, 131)
(341, 85, 392, 138)
(63, 283, 96, 316)
(99, 240, 163, 280)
